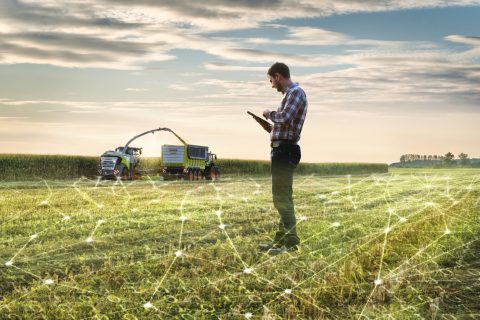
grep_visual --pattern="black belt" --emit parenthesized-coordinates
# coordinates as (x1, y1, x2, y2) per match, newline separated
(271, 140, 297, 148)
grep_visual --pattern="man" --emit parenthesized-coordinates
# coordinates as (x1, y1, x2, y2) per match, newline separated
(259, 62, 308, 255)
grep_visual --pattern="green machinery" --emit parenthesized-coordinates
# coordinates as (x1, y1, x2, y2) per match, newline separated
(98, 128, 219, 180)
(160, 131, 219, 181)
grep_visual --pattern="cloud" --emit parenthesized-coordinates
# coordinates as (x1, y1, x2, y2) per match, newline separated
(125, 88, 149, 92)
(204, 62, 265, 71)
(168, 84, 191, 91)
(1, 0, 478, 69)
(445, 35, 480, 46)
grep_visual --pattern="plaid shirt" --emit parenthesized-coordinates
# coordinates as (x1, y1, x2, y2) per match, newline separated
(268, 83, 307, 143)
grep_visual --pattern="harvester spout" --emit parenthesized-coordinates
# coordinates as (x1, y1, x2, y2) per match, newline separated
(123, 127, 188, 149)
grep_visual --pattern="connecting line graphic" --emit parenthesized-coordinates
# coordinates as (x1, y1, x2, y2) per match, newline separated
(149, 255, 179, 302)
(177, 189, 194, 249)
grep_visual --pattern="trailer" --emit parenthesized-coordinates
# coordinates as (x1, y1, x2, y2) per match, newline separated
(161, 144, 219, 180)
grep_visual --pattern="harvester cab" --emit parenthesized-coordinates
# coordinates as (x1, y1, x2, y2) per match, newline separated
(98, 128, 165, 180)
(98, 146, 142, 180)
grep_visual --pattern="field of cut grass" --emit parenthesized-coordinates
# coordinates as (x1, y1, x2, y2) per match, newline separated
(1, 169, 479, 319)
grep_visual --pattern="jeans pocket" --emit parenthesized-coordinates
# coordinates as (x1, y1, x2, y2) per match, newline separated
(288, 146, 301, 166)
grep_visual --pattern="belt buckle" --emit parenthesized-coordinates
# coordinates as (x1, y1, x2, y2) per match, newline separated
(271, 141, 281, 148)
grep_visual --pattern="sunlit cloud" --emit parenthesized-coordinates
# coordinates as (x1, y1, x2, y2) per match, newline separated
(125, 88, 149, 92)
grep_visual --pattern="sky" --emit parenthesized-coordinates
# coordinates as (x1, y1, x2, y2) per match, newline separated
(1, 0, 479, 164)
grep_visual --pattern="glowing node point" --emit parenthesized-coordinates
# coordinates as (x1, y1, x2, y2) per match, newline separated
(425, 184, 432, 189)
(331, 191, 338, 196)
(444, 228, 451, 235)
(132, 208, 138, 213)
(86, 236, 94, 243)
(331, 222, 341, 228)
(243, 267, 253, 274)
(97, 204, 104, 209)
(318, 194, 326, 200)
(346, 195, 353, 201)
(374, 278, 383, 286)
(353, 206, 358, 210)
(387, 208, 394, 214)
(299, 216, 308, 222)
(466, 186, 472, 191)
(384, 227, 391, 234)
(219, 224, 226, 230)
(175, 250, 182, 257)
(453, 201, 459, 205)
(5, 260, 13, 267)
(40, 200, 49, 206)
(244, 312, 253, 319)
(30, 234, 38, 240)
(399, 217, 407, 223)
(425, 201, 434, 206)
(242, 197, 249, 202)
(151, 199, 160, 204)
(97, 219, 105, 225)
(143, 302, 153, 309)
(63, 216, 71, 221)
(180, 216, 188, 222)
(215, 210, 222, 217)
(228, 194, 234, 198)
(284, 289, 292, 294)
(44, 279, 54, 285)
(214, 187, 222, 191)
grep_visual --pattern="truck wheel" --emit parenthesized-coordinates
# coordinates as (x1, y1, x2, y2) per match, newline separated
(207, 166, 215, 180)
(189, 170, 194, 181)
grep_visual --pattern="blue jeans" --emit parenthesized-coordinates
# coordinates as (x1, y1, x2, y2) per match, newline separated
(271, 144, 301, 247)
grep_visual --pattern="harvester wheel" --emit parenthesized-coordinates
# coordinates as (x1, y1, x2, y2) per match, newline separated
(117, 165, 129, 180)
(189, 170, 194, 181)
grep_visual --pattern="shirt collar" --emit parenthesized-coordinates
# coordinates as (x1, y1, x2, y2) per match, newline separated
(285, 82, 299, 93)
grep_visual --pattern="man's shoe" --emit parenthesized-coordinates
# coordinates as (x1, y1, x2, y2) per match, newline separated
(267, 245, 298, 256)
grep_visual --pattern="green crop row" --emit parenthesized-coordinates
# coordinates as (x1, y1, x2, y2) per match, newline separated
(0, 154, 387, 181)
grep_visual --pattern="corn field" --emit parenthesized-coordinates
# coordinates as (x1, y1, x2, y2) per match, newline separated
(0, 154, 387, 181)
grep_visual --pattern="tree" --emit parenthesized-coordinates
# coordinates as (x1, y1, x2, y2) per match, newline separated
(444, 152, 455, 165)
(458, 153, 470, 166)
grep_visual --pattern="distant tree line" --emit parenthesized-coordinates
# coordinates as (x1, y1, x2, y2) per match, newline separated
(398, 152, 472, 166)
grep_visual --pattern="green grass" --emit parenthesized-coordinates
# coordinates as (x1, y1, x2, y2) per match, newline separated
(1, 169, 479, 319)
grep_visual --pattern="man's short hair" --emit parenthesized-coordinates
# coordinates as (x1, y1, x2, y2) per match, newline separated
(268, 62, 290, 79)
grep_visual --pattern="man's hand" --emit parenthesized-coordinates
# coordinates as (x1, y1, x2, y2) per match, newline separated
(263, 110, 272, 119)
